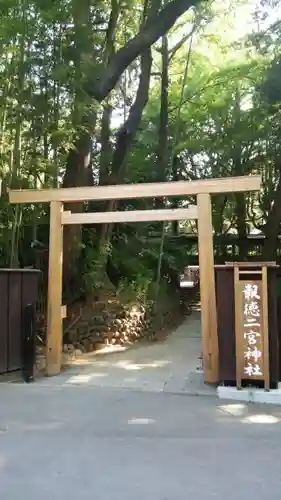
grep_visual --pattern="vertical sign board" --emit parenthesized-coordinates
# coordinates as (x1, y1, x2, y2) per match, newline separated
(234, 265, 270, 390)
(241, 280, 263, 379)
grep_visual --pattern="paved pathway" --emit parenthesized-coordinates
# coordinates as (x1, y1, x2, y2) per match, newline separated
(37, 311, 212, 394)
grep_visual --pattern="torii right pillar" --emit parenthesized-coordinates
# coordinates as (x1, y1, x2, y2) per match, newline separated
(196, 175, 262, 384)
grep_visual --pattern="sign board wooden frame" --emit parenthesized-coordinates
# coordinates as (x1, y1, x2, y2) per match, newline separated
(9, 175, 261, 383)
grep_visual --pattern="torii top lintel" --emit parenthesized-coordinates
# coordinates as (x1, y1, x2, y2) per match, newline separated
(9, 175, 261, 204)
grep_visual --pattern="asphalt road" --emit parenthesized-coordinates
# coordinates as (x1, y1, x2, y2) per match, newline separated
(0, 383, 281, 500)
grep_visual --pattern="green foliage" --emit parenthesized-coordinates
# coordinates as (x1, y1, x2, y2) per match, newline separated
(117, 275, 154, 304)
(82, 240, 113, 294)
(1, 0, 281, 302)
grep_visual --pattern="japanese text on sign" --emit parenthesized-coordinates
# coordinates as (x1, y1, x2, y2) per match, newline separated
(242, 281, 263, 378)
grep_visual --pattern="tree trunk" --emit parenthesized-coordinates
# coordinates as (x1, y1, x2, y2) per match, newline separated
(171, 155, 180, 235)
(263, 169, 281, 260)
(62, 0, 94, 295)
(97, 0, 156, 254)
(85, 0, 201, 102)
(235, 193, 247, 258)
(63, 132, 94, 296)
(232, 88, 247, 259)
(0, 54, 13, 159)
(99, 0, 119, 185)
(155, 35, 169, 209)
(52, 23, 62, 188)
(170, 32, 194, 235)
(99, 104, 112, 185)
(10, 17, 28, 268)
(99, 46, 153, 248)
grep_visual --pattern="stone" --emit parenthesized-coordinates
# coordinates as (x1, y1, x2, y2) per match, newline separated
(92, 315, 107, 325)
(95, 342, 107, 350)
(82, 339, 93, 352)
(36, 355, 46, 372)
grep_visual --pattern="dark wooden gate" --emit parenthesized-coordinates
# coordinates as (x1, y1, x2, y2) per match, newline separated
(0, 269, 40, 374)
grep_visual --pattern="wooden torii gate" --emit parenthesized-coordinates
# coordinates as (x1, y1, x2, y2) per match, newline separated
(9, 174, 261, 384)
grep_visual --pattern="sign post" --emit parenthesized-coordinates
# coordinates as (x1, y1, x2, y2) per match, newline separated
(234, 262, 271, 391)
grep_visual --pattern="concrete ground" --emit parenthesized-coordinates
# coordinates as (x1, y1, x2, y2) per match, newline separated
(1, 312, 281, 499)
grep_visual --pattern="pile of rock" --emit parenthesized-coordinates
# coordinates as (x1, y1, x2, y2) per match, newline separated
(63, 300, 151, 354)
(35, 292, 183, 374)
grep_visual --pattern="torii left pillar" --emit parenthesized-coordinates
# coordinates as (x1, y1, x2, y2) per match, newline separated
(46, 201, 63, 376)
